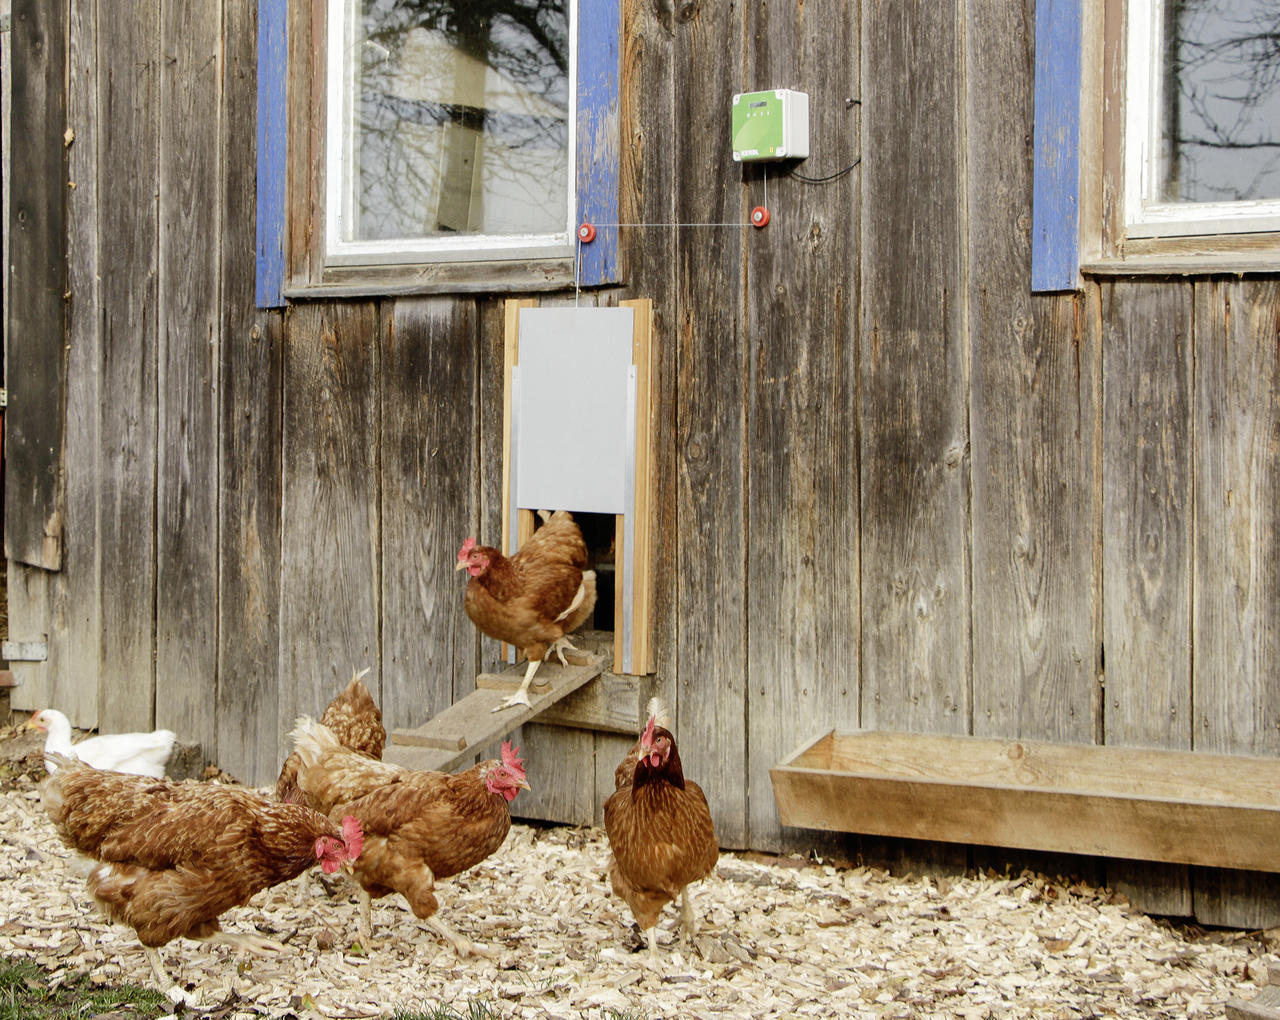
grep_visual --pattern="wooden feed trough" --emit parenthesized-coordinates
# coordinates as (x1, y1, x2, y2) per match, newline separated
(770, 730, 1280, 873)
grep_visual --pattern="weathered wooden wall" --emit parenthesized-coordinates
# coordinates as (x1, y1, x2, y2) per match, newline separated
(5, 0, 1280, 929)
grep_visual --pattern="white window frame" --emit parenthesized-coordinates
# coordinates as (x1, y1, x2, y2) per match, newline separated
(1123, 0, 1280, 239)
(323, 0, 578, 267)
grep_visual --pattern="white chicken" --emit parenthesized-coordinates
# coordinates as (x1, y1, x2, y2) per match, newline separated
(27, 709, 177, 778)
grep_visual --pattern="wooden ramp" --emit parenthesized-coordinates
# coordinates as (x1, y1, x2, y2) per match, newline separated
(384, 652, 606, 774)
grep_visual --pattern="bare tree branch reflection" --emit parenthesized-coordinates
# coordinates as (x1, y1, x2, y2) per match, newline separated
(347, 0, 569, 242)
(1162, 0, 1280, 203)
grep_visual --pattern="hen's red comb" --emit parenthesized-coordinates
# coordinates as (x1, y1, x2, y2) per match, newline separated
(501, 740, 526, 774)
(457, 537, 477, 561)
(341, 815, 365, 860)
(640, 714, 656, 749)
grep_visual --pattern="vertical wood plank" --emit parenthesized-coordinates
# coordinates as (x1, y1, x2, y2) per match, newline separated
(97, 0, 160, 732)
(4, 567, 50, 711)
(381, 297, 480, 732)
(965, 0, 1101, 883)
(6, 0, 68, 571)
(153, 0, 222, 761)
(968, 0, 1097, 746)
(972, 297, 1098, 740)
(592, 730, 634, 827)
(855, 0, 969, 876)
(1192, 278, 1280, 758)
(508, 722, 595, 827)
(743, 0, 861, 853)
(1101, 278, 1193, 916)
(8, 0, 107, 725)
(860, 0, 970, 736)
(54, 0, 104, 726)
(217, 0, 285, 786)
(476, 297, 512, 680)
(1190, 278, 1280, 928)
(285, 0, 318, 285)
(1101, 280, 1193, 746)
(279, 303, 381, 756)
(217, 310, 283, 785)
(478, 297, 506, 643)
(671, 5, 747, 849)
(606, 0, 677, 825)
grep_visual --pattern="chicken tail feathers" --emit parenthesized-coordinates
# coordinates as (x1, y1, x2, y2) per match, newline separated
(288, 716, 343, 769)
(645, 696, 671, 732)
(43, 750, 80, 773)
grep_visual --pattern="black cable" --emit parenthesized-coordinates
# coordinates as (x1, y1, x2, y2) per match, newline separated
(787, 157, 861, 184)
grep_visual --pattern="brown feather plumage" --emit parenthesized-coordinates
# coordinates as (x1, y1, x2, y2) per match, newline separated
(290, 719, 526, 927)
(42, 756, 355, 948)
(276, 669, 385, 804)
(458, 511, 597, 662)
(603, 710, 718, 941)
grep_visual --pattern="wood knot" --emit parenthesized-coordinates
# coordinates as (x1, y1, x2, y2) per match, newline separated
(1006, 742, 1026, 761)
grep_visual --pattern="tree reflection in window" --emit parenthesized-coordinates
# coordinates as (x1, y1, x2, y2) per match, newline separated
(1160, 0, 1280, 204)
(347, 0, 569, 243)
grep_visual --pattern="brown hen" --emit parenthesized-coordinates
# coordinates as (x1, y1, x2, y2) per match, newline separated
(289, 716, 529, 956)
(41, 754, 362, 992)
(604, 698, 719, 959)
(456, 509, 597, 711)
(276, 667, 384, 804)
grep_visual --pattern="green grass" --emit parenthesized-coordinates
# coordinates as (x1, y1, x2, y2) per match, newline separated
(0, 957, 577, 1020)
(0, 956, 169, 1020)
(391, 1000, 505, 1020)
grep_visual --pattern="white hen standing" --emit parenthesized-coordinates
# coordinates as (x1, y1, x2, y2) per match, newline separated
(28, 709, 177, 778)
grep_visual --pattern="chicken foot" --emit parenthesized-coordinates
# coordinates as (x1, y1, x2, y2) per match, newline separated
(197, 930, 286, 955)
(422, 915, 497, 959)
(547, 635, 580, 666)
(492, 657, 544, 712)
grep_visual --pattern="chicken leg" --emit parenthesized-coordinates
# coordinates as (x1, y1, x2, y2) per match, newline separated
(680, 888, 698, 943)
(491, 657, 544, 712)
(143, 946, 175, 990)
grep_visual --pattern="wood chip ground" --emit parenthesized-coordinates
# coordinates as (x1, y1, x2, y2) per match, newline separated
(0, 778, 1275, 1019)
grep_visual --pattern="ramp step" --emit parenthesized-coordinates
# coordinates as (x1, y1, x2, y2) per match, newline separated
(385, 653, 605, 775)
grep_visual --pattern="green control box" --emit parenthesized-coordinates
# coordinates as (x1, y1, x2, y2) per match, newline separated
(731, 89, 809, 162)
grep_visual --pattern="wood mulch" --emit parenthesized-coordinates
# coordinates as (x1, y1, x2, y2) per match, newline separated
(0, 719, 1275, 1019)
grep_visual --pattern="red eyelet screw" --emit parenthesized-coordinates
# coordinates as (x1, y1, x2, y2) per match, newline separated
(751, 206, 770, 228)
(577, 222, 597, 243)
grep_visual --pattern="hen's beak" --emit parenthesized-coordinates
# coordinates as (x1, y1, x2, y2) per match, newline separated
(454, 560, 468, 572)
(517, 778, 531, 792)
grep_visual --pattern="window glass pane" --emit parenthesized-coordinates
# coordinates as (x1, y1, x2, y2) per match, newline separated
(342, 0, 569, 244)
(1159, 0, 1280, 203)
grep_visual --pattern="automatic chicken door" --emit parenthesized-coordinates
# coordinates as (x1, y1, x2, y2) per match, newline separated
(503, 301, 654, 675)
